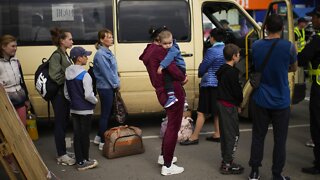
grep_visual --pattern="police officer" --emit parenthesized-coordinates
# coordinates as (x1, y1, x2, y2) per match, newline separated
(298, 6, 320, 175)
(294, 17, 308, 53)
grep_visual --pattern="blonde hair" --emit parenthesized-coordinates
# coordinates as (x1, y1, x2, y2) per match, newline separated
(95, 28, 113, 50)
(0, 34, 16, 57)
(158, 30, 172, 42)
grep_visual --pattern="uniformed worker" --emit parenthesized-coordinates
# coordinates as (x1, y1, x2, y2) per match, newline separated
(298, 6, 320, 175)
(294, 17, 308, 52)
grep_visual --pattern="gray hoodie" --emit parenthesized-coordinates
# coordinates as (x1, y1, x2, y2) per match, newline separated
(64, 65, 98, 115)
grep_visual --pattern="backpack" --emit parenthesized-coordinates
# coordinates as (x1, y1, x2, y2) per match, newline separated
(34, 52, 61, 101)
(87, 62, 97, 95)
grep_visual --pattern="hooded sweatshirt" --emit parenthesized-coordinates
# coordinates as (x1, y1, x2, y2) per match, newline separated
(139, 43, 186, 106)
(64, 65, 98, 115)
(216, 63, 243, 106)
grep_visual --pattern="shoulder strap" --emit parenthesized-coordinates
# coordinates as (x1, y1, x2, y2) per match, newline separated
(257, 39, 280, 72)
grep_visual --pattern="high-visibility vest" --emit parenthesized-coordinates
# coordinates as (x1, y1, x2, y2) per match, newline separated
(294, 27, 306, 52)
(308, 32, 320, 85)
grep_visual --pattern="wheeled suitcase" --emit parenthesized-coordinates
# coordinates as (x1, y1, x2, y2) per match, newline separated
(103, 125, 145, 159)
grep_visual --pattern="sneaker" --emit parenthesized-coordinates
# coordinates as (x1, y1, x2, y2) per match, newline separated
(161, 164, 184, 176)
(248, 171, 260, 180)
(272, 175, 290, 180)
(157, 155, 177, 165)
(302, 166, 320, 174)
(99, 142, 105, 151)
(164, 96, 178, 108)
(220, 161, 244, 175)
(305, 139, 315, 148)
(93, 135, 101, 145)
(77, 159, 98, 171)
(56, 154, 76, 166)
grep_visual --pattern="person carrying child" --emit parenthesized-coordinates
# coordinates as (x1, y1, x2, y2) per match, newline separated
(64, 47, 98, 171)
(156, 27, 187, 108)
(216, 43, 243, 175)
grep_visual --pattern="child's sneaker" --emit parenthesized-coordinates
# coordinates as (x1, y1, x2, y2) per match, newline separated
(99, 142, 104, 151)
(157, 155, 177, 165)
(161, 164, 184, 176)
(220, 161, 244, 175)
(93, 135, 101, 145)
(77, 159, 98, 171)
(56, 154, 76, 166)
(164, 96, 178, 108)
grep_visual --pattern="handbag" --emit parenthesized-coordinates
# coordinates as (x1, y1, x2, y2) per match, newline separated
(160, 116, 194, 142)
(112, 90, 128, 124)
(7, 88, 27, 107)
(249, 39, 279, 89)
(103, 125, 144, 159)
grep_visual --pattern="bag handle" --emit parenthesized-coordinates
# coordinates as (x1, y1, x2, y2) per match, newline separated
(256, 39, 279, 72)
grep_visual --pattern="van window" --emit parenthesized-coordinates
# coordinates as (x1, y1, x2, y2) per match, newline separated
(117, 0, 190, 43)
(0, 0, 113, 45)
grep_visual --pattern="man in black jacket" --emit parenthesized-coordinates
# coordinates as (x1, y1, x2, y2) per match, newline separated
(298, 6, 320, 175)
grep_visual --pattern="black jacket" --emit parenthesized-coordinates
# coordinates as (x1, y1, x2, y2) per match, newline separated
(298, 32, 320, 69)
(216, 64, 243, 106)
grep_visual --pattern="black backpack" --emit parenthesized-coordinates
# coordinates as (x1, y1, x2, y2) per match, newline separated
(88, 62, 97, 96)
(34, 52, 61, 101)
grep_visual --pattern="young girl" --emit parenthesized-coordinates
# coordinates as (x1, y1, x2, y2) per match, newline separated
(49, 28, 75, 166)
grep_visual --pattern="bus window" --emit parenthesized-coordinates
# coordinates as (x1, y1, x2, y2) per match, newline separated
(0, 0, 113, 45)
(117, 0, 190, 43)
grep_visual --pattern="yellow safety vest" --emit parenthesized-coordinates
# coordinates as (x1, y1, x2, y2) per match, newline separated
(308, 32, 320, 85)
(294, 27, 306, 52)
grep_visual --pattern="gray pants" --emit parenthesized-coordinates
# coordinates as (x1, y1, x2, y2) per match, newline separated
(217, 102, 239, 163)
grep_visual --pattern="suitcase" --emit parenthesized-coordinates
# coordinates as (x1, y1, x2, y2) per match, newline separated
(103, 125, 145, 159)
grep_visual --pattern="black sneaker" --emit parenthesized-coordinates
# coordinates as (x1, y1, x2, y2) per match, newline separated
(272, 175, 290, 180)
(220, 161, 244, 175)
(248, 171, 260, 180)
(302, 166, 320, 174)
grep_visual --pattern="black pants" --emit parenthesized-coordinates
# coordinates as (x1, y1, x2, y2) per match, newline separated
(310, 82, 320, 168)
(164, 67, 186, 93)
(72, 113, 92, 164)
(51, 93, 70, 156)
(249, 102, 290, 178)
(217, 102, 239, 163)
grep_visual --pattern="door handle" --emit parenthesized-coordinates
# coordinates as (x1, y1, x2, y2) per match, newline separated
(181, 53, 193, 57)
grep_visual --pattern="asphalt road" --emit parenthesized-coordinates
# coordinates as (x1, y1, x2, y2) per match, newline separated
(1, 98, 319, 180)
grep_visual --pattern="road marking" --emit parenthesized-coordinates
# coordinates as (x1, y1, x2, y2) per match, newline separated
(142, 123, 310, 139)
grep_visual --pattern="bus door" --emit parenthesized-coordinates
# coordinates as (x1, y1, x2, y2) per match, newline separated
(114, 0, 194, 113)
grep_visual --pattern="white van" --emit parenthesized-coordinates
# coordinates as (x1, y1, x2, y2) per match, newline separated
(0, 0, 304, 118)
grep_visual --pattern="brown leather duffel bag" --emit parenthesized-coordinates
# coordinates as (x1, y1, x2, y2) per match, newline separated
(103, 125, 145, 159)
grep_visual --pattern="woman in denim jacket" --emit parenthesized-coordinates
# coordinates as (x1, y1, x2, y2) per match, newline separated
(93, 29, 120, 150)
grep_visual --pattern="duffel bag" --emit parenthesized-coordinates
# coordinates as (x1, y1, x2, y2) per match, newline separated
(103, 125, 145, 159)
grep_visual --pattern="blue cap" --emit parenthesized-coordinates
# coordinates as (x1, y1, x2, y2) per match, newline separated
(70, 47, 92, 60)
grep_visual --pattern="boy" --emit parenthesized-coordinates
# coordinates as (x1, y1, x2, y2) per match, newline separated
(64, 47, 98, 171)
(216, 43, 243, 174)
(156, 29, 186, 108)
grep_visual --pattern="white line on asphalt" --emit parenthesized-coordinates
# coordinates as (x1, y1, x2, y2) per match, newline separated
(142, 124, 310, 139)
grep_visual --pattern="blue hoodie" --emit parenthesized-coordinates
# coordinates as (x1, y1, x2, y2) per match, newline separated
(93, 46, 120, 89)
(159, 40, 186, 70)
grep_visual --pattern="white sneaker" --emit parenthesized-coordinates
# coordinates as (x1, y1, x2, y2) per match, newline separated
(57, 154, 76, 166)
(161, 164, 184, 176)
(157, 155, 177, 165)
(98, 143, 104, 151)
(93, 135, 101, 145)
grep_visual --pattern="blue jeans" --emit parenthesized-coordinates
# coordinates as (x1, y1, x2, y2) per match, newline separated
(97, 88, 114, 143)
